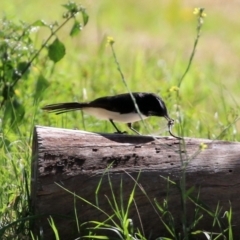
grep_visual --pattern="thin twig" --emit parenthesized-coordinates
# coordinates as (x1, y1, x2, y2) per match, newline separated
(178, 8, 205, 88)
(109, 40, 150, 134)
(12, 15, 74, 88)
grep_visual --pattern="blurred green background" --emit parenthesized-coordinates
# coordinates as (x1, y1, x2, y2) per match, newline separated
(1, 0, 240, 138)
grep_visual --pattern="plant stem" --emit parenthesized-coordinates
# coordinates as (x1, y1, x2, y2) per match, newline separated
(109, 43, 150, 133)
(12, 16, 73, 88)
(178, 8, 205, 88)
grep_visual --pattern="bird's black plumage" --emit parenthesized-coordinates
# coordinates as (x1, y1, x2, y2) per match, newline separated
(91, 92, 168, 117)
(42, 92, 181, 138)
(42, 92, 168, 116)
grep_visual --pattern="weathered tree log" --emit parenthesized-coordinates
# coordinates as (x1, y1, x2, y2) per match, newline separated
(31, 125, 240, 239)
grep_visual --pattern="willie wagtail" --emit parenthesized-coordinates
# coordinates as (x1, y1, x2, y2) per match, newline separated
(42, 92, 181, 139)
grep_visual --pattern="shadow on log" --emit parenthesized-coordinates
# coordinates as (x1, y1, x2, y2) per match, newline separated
(31, 125, 240, 239)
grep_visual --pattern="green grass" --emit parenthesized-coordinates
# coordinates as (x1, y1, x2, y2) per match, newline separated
(0, 0, 239, 239)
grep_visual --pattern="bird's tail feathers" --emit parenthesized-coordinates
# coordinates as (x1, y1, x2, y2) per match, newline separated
(42, 102, 88, 114)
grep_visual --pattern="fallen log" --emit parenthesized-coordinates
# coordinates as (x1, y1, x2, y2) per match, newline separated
(31, 125, 240, 239)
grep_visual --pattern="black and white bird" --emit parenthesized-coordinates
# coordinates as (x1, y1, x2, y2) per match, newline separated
(42, 92, 181, 139)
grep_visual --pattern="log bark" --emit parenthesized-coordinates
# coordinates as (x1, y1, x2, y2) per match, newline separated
(31, 125, 240, 239)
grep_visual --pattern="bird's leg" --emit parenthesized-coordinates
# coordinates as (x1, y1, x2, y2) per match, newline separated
(127, 123, 141, 135)
(109, 119, 127, 134)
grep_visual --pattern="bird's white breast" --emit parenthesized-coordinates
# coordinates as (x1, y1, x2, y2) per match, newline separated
(83, 107, 148, 123)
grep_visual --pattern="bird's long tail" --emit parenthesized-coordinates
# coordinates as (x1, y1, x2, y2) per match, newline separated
(42, 102, 89, 114)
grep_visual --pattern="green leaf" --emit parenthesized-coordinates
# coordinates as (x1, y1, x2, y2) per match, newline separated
(62, 2, 78, 12)
(48, 217, 60, 240)
(17, 62, 29, 72)
(2, 84, 14, 100)
(3, 98, 25, 131)
(48, 38, 66, 63)
(70, 21, 82, 37)
(31, 19, 48, 27)
(34, 74, 50, 102)
(82, 9, 89, 26)
(185, 186, 195, 198)
(17, 62, 30, 79)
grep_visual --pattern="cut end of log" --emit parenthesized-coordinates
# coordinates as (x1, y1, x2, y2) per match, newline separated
(31, 125, 240, 239)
